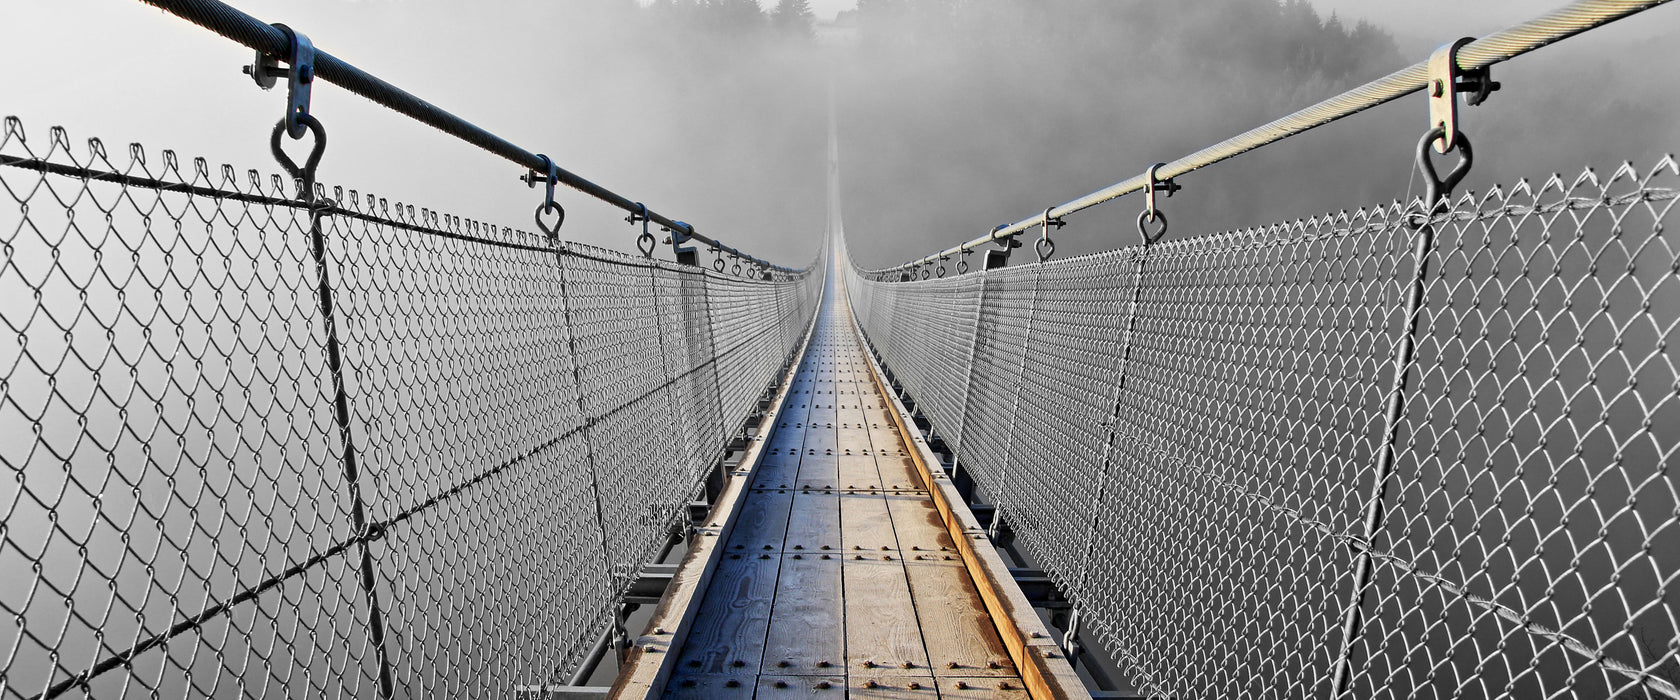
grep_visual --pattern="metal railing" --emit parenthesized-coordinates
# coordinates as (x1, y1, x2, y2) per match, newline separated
(0, 109, 821, 697)
(866, 0, 1673, 277)
(137, 0, 797, 274)
(846, 157, 1679, 697)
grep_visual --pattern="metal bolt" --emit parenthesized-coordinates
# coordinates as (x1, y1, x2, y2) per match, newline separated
(775, 680, 789, 689)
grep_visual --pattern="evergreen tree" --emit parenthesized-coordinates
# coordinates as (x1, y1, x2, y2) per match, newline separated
(771, 0, 815, 38)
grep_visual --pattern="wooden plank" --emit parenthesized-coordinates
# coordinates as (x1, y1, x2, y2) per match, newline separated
(670, 552, 780, 676)
(729, 490, 794, 552)
(662, 675, 756, 699)
(848, 675, 939, 699)
(876, 455, 924, 491)
(755, 675, 846, 698)
(842, 556, 930, 675)
(762, 554, 844, 674)
(794, 454, 839, 491)
(840, 494, 899, 553)
(885, 494, 956, 552)
(936, 676, 1033, 698)
(836, 455, 883, 490)
(803, 425, 839, 453)
(903, 559, 1017, 677)
(784, 491, 841, 552)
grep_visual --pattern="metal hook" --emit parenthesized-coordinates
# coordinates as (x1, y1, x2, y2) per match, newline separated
(956, 249, 971, 275)
(1416, 126, 1474, 218)
(269, 114, 326, 203)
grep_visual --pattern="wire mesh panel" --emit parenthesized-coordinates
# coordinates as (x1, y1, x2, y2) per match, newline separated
(0, 116, 819, 699)
(846, 157, 1679, 699)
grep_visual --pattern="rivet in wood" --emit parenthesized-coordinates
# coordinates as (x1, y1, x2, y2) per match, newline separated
(908, 682, 921, 690)
(732, 660, 745, 668)
(999, 682, 1014, 690)
(681, 679, 697, 688)
(947, 662, 960, 669)
(688, 660, 701, 667)
(988, 661, 1002, 669)
(902, 661, 915, 669)
(955, 681, 969, 690)
(725, 679, 741, 688)
(815, 681, 832, 689)
(817, 661, 832, 668)
(778, 661, 790, 668)
(644, 645, 659, 653)
(863, 660, 876, 668)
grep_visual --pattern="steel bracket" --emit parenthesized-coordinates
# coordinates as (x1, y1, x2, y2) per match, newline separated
(666, 221, 698, 266)
(1428, 37, 1499, 153)
(243, 24, 315, 139)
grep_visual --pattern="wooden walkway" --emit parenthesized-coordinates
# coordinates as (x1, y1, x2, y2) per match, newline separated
(661, 267, 1029, 698)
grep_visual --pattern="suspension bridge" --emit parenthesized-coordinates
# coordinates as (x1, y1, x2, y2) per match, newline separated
(1, 0, 1676, 698)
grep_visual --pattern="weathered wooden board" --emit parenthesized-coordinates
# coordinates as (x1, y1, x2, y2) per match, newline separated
(670, 552, 779, 676)
(784, 491, 841, 552)
(840, 494, 899, 553)
(884, 494, 956, 552)
(903, 559, 1017, 677)
(762, 554, 844, 674)
(729, 490, 794, 552)
(935, 676, 1033, 698)
(794, 454, 839, 491)
(661, 674, 756, 699)
(836, 455, 884, 490)
(754, 675, 846, 698)
(876, 455, 923, 491)
(847, 675, 939, 699)
(842, 556, 930, 675)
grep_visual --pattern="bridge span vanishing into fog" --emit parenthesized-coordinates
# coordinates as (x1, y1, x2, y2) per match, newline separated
(2, 0, 1677, 698)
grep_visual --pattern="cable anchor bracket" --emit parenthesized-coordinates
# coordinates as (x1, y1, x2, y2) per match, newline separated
(243, 24, 315, 140)
(1037, 207, 1065, 262)
(1138, 163, 1178, 245)
(1428, 37, 1499, 154)
(628, 202, 656, 258)
(525, 154, 565, 238)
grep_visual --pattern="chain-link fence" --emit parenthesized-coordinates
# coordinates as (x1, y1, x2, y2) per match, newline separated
(0, 116, 821, 699)
(847, 157, 1678, 698)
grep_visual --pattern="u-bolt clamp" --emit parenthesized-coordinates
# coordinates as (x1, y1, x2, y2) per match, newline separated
(244, 24, 315, 139)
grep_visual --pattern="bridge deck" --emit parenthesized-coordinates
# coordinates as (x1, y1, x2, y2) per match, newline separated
(663, 267, 1029, 698)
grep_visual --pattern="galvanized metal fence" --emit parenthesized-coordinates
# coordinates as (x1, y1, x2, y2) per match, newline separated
(846, 158, 1679, 698)
(0, 116, 820, 699)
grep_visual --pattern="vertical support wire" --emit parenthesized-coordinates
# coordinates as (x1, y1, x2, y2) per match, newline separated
(307, 204, 397, 699)
(1070, 245, 1152, 662)
(987, 262, 1045, 539)
(547, 239, 621, 680)
(1328, 129, 1467, 695)
(949, 268, 991, 468)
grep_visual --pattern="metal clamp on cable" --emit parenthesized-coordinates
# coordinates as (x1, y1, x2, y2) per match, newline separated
(1137, 163, 1178, 245)
(244, 23, 315, 140)
(254, 24, 324, 201)
(525, 154, 565, 237)
(1037, 207, 1065, 262)
(1428, 37, 1499, 155)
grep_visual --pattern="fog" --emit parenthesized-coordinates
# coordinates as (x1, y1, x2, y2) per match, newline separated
(3, 0, 1673, 271)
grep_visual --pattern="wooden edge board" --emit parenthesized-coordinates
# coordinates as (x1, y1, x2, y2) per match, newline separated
(609, 293, 825, 699)
(846, 310, 1093, 700)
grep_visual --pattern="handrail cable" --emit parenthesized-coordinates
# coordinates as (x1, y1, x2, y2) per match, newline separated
(870, 0, 1672, 275)
(136, 0, 804, 273)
